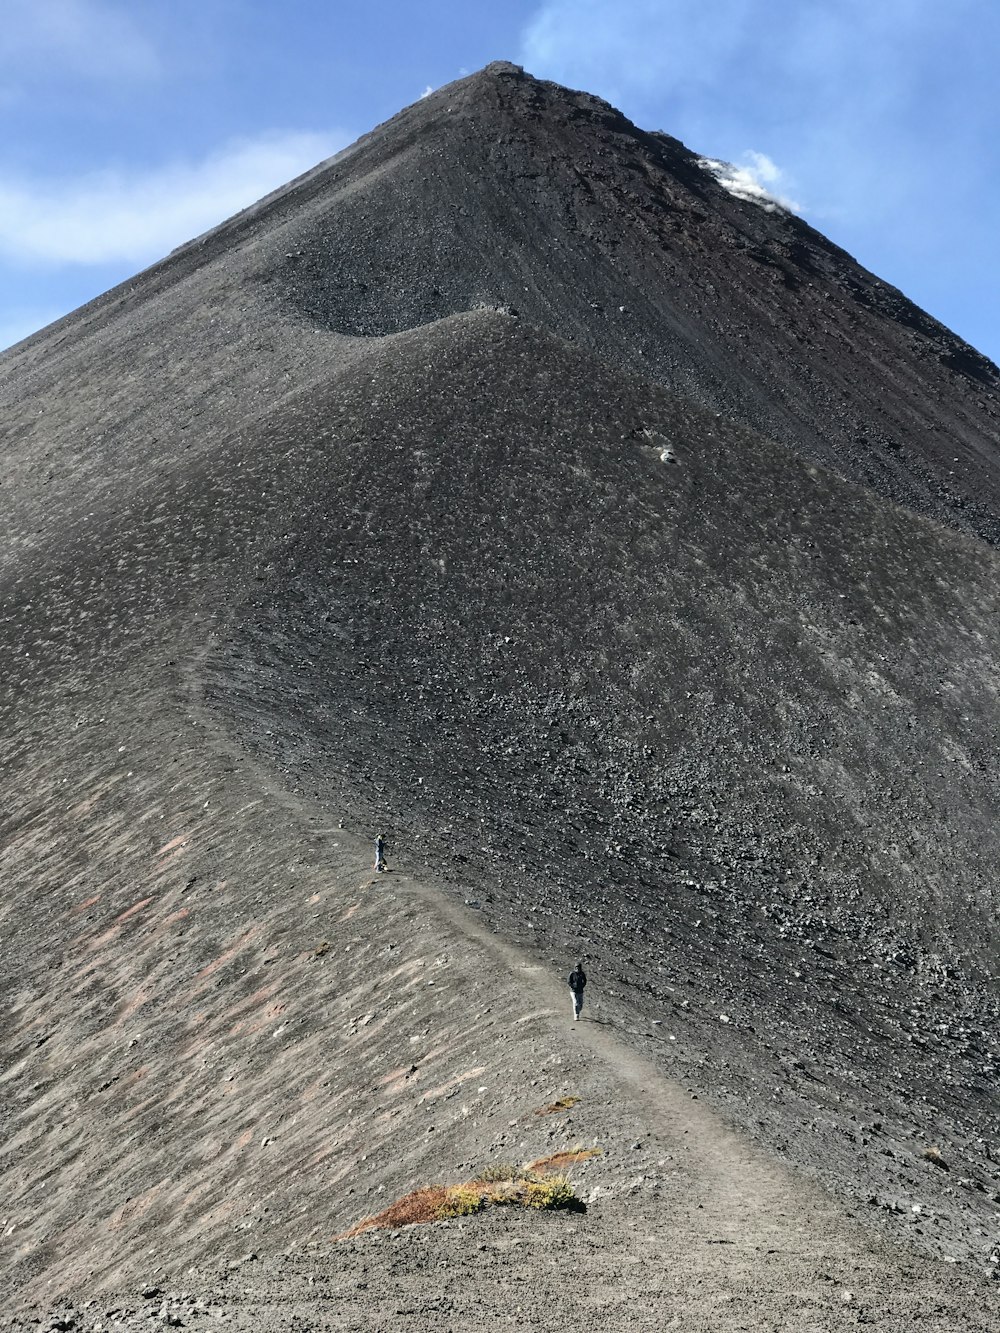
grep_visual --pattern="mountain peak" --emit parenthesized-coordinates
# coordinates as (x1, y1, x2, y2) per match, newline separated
(241, 69, 999, 546)
(1, 62, 999, 1318)
(478, 59, 526, 78)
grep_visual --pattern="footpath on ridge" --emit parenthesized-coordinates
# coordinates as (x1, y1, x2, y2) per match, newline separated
(2, 657, 996, 1329)
(16, 844, 997, 1331)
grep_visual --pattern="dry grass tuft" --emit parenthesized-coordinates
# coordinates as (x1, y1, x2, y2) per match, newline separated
(335, 1166, 583, 1239)
(528, 1146, 601, 1173)
(921, 1145, 950, 1170)
(534, 1095, 580, 1116)
(337, 1186, 453, 1236)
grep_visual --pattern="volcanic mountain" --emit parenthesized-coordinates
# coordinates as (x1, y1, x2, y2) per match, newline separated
(1, 62, 998, 1328)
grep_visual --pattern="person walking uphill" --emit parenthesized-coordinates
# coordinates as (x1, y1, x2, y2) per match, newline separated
(374, 834, 387, 874)
(568, 961, 587, 1021)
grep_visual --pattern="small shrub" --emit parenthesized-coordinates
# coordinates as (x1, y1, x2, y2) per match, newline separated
(335, 1165, 583, 1240)
(523, 1174, 576, 1210)
(338, 1186, 452, 1237)
(922, 1145, 950, 1170)
(479, 1162, 523, 1183)
(437, 1185, 487, 1218)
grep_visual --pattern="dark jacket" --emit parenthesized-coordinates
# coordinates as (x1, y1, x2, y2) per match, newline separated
(568, 968, 587, 993)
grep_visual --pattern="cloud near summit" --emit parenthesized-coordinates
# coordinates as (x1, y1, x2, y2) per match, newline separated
(698, 152, 801, 214)
(522, 0, 754, 104)
(0, 131, 345, 267)
(519, 0, 988, 228)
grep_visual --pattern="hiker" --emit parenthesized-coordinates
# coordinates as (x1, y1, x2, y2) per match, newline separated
(568, 961, 587, 1021)
(374, 834, 386, 873)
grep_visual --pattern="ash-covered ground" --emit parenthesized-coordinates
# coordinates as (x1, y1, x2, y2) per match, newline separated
(205, 312, 1000, 1266)
(1, 61, 998, 1327)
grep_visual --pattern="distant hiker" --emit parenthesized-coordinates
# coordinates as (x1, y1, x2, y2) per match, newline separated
(568, 961, 587, 1021)
(374, 834, 386, 873)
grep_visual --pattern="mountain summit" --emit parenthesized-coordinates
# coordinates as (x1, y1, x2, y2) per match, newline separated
(0, 65, 997, 1325)
(211, 59, 1000, 538)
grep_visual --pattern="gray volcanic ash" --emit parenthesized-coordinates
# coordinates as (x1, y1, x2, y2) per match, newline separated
(0, 61, 997, 1329)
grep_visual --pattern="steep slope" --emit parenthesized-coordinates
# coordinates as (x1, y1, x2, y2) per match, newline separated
(2, 313, 998, 1312)
(263, 62, 1000, 546)
(1, 63, 999, 1319)
(5, 62, 997, 547)
(202, 311, 1000, 1252)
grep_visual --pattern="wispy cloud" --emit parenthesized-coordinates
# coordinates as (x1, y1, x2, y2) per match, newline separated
(523, 0, 753, 105)
(0, 131, 344, 267)
(3, 0, 160, 80)
(698, 151, 800, 213)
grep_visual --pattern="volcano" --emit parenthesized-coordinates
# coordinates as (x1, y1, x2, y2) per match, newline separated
(1, 62, 997, 1328)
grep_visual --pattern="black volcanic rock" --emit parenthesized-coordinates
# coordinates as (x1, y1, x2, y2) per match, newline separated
(5, 65, 999, 547)
(259, 61, 1000, 541)
(0, 63, 998, 1319)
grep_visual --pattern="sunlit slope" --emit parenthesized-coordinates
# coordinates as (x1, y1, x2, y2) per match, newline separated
(0, 728, 618, 1303)
(1, 59, 999, 1305)
(2, 309, 998, 1300)
(196, 313, 1000, 1244)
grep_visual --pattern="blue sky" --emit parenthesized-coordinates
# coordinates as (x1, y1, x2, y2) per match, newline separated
(2, 0, 999, 364)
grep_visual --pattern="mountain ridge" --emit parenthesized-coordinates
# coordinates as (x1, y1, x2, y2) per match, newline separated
(1, 63, 999, 1325)
(5, 62, 999, 549)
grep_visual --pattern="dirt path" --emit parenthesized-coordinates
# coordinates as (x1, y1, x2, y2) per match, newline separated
(297, 867, 993, 1332)
(11, 760, 995, 1331)
(402, 871, 857, 1228)
(32, 664, 977, 1331)
(193, 651, 822, 1239)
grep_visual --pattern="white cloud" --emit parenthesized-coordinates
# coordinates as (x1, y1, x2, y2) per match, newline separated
(2, 0, 159, 80)
(519, 0, 984, 227)
(697, 151, 800, 213)
(0, 131, 345, 267)
(420, 85, 434, 99)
